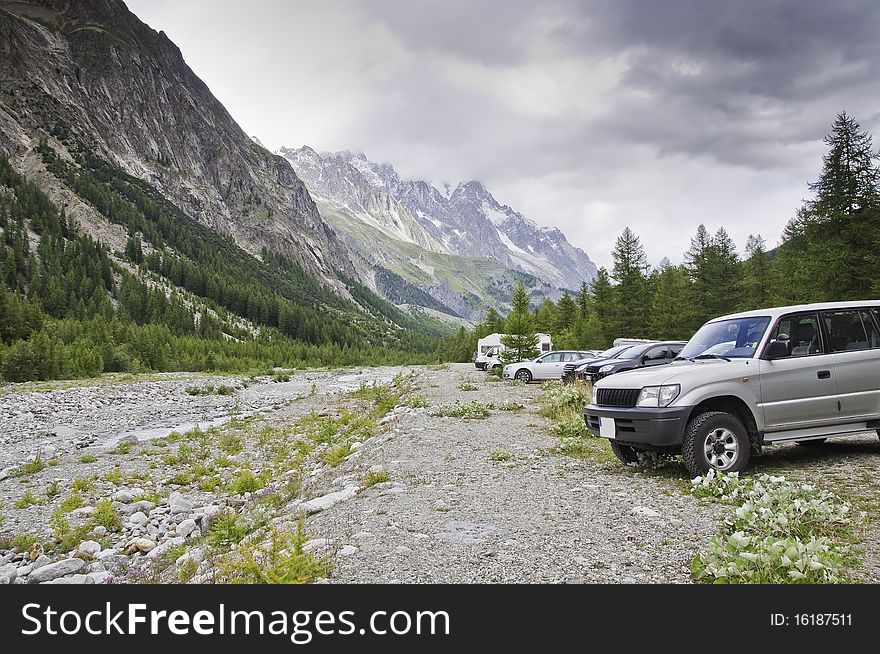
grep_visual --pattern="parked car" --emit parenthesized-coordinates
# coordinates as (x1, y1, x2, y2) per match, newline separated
(502, 350, 596, 382)
(584, 301, 880, 477)
(562, 345, 634, 382)
(579, 341, 686, 382)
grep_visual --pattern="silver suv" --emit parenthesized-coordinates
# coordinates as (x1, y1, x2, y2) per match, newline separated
(584, 301, 880, 477)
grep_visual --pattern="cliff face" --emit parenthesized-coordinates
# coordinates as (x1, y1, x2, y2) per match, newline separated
(0, 0, 355, 285)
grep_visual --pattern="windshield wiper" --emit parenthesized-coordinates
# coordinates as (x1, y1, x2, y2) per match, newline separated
(693, 354, 731, 362)
(674, 356, 694, 362)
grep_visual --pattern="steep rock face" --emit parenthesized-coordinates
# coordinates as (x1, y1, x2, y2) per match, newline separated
(280, 147, 598, 291)
(0, 0, 354, 285)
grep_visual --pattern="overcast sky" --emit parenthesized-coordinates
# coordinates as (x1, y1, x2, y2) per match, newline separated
(127, 0, 880, 269)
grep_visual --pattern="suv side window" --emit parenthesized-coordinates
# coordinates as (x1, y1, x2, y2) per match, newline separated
(823, 310, 871, 352)
(772, 313, 823, 357)
(860, 310, 880, 349)
(670, 344, 684, 358)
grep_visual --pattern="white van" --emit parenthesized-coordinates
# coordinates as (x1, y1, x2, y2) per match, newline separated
(475, 333, 552, 370)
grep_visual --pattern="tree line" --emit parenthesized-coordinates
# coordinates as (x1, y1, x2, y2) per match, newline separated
(439, 112, 880, 360)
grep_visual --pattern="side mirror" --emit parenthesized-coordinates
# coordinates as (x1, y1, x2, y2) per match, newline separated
(765, 339, 790, 360)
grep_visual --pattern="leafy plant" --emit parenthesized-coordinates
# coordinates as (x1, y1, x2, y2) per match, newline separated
(431, 401, 492, 420)
(79, 454, 98, 464)
(362, 470, 390, 487)
(14, 491, 42, 509)
(92, 498, 122, 532)
(218, 523, 331, 584)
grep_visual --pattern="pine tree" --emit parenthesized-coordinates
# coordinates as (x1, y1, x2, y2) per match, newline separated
(500, 282, 539, 364)
(590, 268, 615, 348)
(610, 227, 650, 338)
(741, 235, 773, 310)
(650, 258, 693, 339)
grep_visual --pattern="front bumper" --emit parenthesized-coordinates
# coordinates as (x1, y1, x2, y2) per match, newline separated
(584, 404, 692, 448)
(475, 362, 487, 370)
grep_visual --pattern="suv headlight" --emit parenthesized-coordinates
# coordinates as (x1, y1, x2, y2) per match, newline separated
(591, 385, 598, 404)
(636, 384, 680, 408)
(599, 364, 615, 373)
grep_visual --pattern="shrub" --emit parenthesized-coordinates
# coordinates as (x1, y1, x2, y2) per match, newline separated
(431, 401, 492, 420)
(404, 395, 427, 409)
(103, 469, 123, 485)
(59, 491, 84, 513)
(207, 512, 249, 550)
(362, 470, 390, 487)
(490, 449, 513, 462)
(45, 480, 60, 498)
(71, 477, 93, 493)
(322, 443, 351, 468)
(219, 433, 243, 455)
(229, 469, 262, 495)
(12, 533, 40, 552)
(14, 491, 41, 509)
(92, 498, 122, 532)
(218, 523, 331, 584)
(79, 454, 98, 464)
(458, 381, 478, 391)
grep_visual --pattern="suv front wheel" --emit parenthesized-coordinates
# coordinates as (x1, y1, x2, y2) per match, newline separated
(681, 411, 750, 477)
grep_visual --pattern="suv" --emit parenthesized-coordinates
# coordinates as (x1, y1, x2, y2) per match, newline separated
(579, 341, 686, 382)
(562, 347, 626, 382)
(503, 351, 595, 382)
(584, 301, 880, 477)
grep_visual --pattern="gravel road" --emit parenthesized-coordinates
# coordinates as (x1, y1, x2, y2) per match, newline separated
(1, 363, 878, 584)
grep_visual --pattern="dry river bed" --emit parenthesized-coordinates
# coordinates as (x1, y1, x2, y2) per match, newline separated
(0, 364, 878, 584)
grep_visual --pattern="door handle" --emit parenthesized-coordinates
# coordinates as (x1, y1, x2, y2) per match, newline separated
(817, 370, 831, 379)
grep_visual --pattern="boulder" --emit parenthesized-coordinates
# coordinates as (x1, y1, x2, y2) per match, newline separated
(28, 558, 87, 584)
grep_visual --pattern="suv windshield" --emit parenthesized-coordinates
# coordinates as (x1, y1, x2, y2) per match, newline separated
(619, 343, 654, 360)
(678, 316, 771, 359)
(597, 345, 632, 359)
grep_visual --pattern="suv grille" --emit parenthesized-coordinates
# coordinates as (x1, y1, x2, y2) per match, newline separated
(596, 388, 640, 408)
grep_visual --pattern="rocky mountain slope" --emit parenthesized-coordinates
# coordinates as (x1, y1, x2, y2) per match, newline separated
(281, 147, 598, 294)
(0, 0, 353, 288)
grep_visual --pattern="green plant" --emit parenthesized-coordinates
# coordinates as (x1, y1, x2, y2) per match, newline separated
(490, 449, 513, 462)
(495, 400, 524, 412)
(111, 440, 133, 455)
(323, 443, 351, 468)
(178, 557, 199, 583)
(404, 395, 427, 408)
(229, 469, 262, 495)
(362, 470, 390, 487)
(15, 491, 42, 509)
(79, 454, 98, 464)
(458, 381, 478, 391)
(431, 401, 492, 420)
(691, 472, 855, 584)
(219, 433, 243, 455)
(103, 469, 123, 485)
(12, 458, 46, 477)
(12, 533, 40, 552)
(45, 480, 60, 498)
(218, 523, 331, 584)
(71, 477, 93, 493)
(59, 490, 84, 513)
(273, 373, 290, 383)
(207, 512, 249, 550)
(92, 498, 122, 532)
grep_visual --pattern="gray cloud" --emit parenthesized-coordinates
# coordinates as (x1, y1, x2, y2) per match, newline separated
(126, 0, 880, 268)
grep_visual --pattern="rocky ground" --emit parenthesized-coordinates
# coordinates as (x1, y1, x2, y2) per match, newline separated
(0, 364, 878, 584)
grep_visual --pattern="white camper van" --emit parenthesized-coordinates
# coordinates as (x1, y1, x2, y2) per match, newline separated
(475, 333, 552, 370)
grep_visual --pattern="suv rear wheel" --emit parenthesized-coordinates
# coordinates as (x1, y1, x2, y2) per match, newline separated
(681, 411, 750, 477)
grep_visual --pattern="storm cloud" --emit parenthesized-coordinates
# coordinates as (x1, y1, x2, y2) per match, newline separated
(126, 0, 880, 268)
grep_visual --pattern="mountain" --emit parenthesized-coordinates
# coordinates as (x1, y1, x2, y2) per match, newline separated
(0, 0, 353, 288)
(279, 147, 597, 317)
(0, 0, 449, 383)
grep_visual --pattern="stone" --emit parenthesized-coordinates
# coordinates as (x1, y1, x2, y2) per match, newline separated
(176, 519, 197, 538)
(28, 558, 87, 584)
(71, 506, 95, 518)
(168, 492, 193, 511)
(87, 571, 113, 584)
(176, 547, 205, 568)
(96, 549, 118, 561)
(114, 490, 136, 503)
(303, 539, 331, 553)
(124, 538, 156, 555)
(48, 426, 76, 439)
(146, 538, 183, 561)
(32, 554, 51, 569)
(337, 545, 359, 558)
(296, 486, 358, 516)
(76, 541, 102, 559)
(128, 511, 149, 527)
(0, 563, 17, 584)
(92, 525, 108, 538)
(631, 506, 660, 518)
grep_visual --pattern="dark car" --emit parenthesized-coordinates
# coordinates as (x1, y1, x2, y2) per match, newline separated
(580, 341, 686, 382)
(562, 345, 634, 382)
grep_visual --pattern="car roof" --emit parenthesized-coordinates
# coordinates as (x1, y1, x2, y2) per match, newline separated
(709, 300, 880, 323)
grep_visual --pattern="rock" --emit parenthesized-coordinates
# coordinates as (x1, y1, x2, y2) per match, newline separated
(168, 492, 193, 511)
(43, 574, 95, 585)
(87, 571, 113, 584)
(48, 426, 77, 439)
(338, 545, 359, 558)
(124, 538, 156, 555)
(28, 558, 87, 584)
(631, 506, 660, 518)
(349, 441, 364, 452)
(146, 538, 184, 561)
(114, 490, 136, 503)
(434, 500, 451, 512)
(303, 539, 331, 553)
(0, 467, 14, 481)
(96, 549, 118, 561)
(131, 500, 156, 513)
(176, 547, 205, 568)
(32, 554, 51, 569)
(71, 506, 95, 518)
(76, 541, 101, 559)
(118, 434, 139, 445)
(92, 525, 108, 538)
(127, 511, 149, 527)
(395, 545, 413, 555)
(175, 519, 197, 538)
(0, 563, 18, 584)
(295, 486, 358, 516)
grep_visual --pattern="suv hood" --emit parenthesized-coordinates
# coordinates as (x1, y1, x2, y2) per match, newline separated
(594, 358, 754, 388)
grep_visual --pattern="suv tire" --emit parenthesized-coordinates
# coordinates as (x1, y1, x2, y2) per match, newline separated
(515, 369, 532, 383)
(610, 441, 641, 465)
(682, 411, 750, 477)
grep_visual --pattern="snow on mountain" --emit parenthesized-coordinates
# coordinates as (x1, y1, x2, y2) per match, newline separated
(278, 147, 598, 291)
